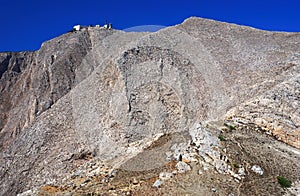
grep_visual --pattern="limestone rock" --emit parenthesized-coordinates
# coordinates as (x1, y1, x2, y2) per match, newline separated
(159, 172, 173, 180)
(176, 161, 191, 173)
(251, 165, 264, 175)
(152, 179, 163, 188)
(238, 167, 246, 176)
(0, 17, 300, 195)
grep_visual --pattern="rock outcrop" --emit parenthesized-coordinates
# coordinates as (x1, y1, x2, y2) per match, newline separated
(0, 17, 299, 195)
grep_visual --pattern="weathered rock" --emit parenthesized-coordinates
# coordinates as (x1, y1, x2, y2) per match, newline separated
(238, 167, 246, 177)
(16, 189, 34, 196)
(251, 165, 264, 175)
(189, 122, 219, 152)
(201, 161, 210, 171)
(159, 172, 174, 180)
(0, 17, 300, 195)
(198, 169, 203, 175)
(165, 151, 173, 161)
(132, 178, 139, 185)
(176, 161, 191, 173)
(152, 179, 163, 188)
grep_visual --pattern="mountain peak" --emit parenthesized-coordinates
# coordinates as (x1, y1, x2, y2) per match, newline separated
(1, 17, 300, 195)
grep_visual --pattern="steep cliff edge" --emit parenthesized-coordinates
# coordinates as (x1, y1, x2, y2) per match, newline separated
(0, 18, 299, 195)
(0, 28, 117, 151)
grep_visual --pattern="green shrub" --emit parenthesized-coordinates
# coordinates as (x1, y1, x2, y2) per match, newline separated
(229, 124, 235, 130)
(277, 176, 291, 188)
(218, 135, 226, 141)
(224, 122, 236, 130)
(233, 163, 239, 168)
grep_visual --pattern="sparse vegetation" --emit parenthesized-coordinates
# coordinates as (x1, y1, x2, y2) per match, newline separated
(224, 122, 236, 130)
(2, 17, 300, 196)
(229, 125, 235, 130)
(233, 163, 239, 168)
(218, 135, 226, 141)
(277, 176, 292, 188)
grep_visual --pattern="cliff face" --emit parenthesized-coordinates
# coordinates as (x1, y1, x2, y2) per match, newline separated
(0, 28, 117, 150)
(0, 18, 299, 195)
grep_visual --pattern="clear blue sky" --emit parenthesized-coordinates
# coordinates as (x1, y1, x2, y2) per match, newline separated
(1, 0, 300, 52)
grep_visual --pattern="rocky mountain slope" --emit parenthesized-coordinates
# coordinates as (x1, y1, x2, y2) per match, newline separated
(0, 17, 299, 195)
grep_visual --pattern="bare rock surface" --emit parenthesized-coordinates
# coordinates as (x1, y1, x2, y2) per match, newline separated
(0, 17, 300, 195)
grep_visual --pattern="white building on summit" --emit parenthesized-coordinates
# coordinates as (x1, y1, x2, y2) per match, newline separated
(73, 23, 112, 31)
(73, 25, 81, 31)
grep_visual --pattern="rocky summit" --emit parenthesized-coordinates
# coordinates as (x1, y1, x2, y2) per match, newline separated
(0, 17, 299, 195)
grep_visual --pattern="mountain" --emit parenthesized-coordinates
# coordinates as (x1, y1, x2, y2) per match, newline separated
(0, 17, 299, 195)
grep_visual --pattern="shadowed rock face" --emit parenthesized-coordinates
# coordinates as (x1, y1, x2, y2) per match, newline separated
(0, 18, 299, 195)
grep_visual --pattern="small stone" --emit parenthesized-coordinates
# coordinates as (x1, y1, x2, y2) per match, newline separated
(159, 172, 173, 180)
(182, 153, 198, 163)
(102, 177, 109, 183)
(17, 190, 33, 196)
(109, 185, 116, 190)
(73, 170, 82, 177)
(173, 153, 182, 161)
(110, 170, 117, 177)
(123, 187, 130, 192)
(198, 169, 203, 175)
(233, 174, 241, 180)
(201, 161, 210, 171)
(152, 179, 163, 188)
(171, 144, 178, 150)
(176, 161, 191, 173)
(238, 167, 246, 176)
(251, 165, 263, 175)
(132, 178, 139, 185)
(211, 188, 217, 192)
(165, 151, 173, 161)
(83, 179, 91, 183)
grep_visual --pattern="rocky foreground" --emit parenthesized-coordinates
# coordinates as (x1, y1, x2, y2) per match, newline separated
(0, 17, 299, 195)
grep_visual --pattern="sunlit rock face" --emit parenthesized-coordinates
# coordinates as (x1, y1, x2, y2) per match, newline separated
(0, 17, 300, 195)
